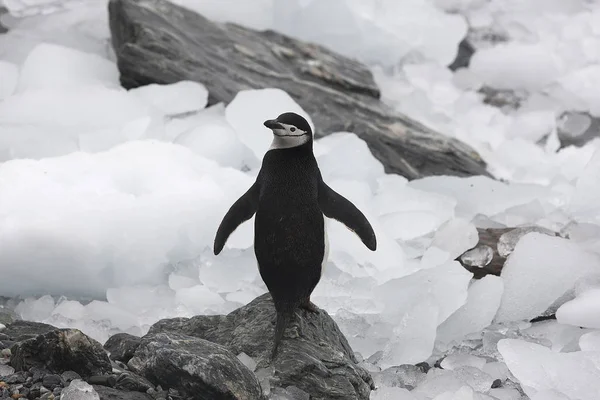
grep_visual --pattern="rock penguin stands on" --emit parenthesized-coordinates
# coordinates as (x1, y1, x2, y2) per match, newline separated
(214, 112, 377, 359)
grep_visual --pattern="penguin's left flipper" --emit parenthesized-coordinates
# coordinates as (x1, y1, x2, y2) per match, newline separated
(214, 182, 260, 255)
(318, 181, 377, 251)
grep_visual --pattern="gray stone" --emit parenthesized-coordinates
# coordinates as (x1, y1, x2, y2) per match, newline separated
(10, 329, 112, 378)
(107, 0, 491, 180)
(459, 245, 494, 268)
(128, 331, 264, 400)
(1, 320, 55, 342)
(557, 111, 600, 148)
(148, 293, 373, 400)
(93, 385, 153, 400)
(114, 372, 154, 393)
(104, 333, 141, 364)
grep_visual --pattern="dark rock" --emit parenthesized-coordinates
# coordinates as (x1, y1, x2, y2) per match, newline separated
(104, 333, 141, 364)
(108, 0, 491, 180)
(5, 371, 27, 384)
(148, 293, 373, 400)
(414, 362, 431, 374)
(30, 367, 48, 383)
(93, 385, 154, 400)
(29, 382, 43, 398)
(457, 226, 559, 279)
(41, 374, 62, 390)
(1, 321, 55, 342)
(52, 386, 62, 396)
(10, 329, 111, 378)
(0, 7, 7, 35)
(478, 86, 526, 111)
(491, 378, 502, 388)
(61, 370, 82, 385)
(115, 372, 154, 392)
(87, 375, 117, 388)
(128, 331, 264, 400)
(448, 38, 475, 71)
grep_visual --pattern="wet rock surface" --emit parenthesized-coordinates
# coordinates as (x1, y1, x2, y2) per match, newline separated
(107, 0, 491, 180)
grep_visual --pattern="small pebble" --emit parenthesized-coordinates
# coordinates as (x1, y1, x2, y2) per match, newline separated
(87, 375, 116, 387)
(1, 349, 10, 358)
(61, 371, 81, 385)
(491, 378, 502, 388)
(42, 374, 62, 389)
(52, 387, 62, 396)
(40, 386, 50, 394)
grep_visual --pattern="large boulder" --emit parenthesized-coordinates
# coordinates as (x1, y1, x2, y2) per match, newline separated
(147, 293, 373, 400)
(128, 331, 264, 400)
(10, 328, 112, 378)
(107, 0, 491, 180)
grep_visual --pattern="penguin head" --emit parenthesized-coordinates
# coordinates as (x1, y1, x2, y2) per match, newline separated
(264, 112, 312, 149)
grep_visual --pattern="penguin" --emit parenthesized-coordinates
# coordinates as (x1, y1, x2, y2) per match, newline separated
(213, 112, 376, 359)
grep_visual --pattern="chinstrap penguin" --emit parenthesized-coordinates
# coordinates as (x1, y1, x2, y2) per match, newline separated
(213, 112, 377, 359)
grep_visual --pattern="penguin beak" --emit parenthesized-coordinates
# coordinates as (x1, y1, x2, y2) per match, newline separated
(264, 119, 284, 130)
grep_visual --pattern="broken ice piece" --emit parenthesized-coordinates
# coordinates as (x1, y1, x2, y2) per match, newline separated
(440, 354, 487, 371)
(237, 352, 257, 372)
(372, 364, 426, 390)
(60, 379, 100, 400)
(497, 226, 556, 257)
(460, 245, 493, 268)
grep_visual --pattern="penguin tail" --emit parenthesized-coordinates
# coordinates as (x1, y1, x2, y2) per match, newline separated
(271, 305, 295, 360)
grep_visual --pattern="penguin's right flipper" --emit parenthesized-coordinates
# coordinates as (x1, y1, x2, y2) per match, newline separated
(213, 182, 259, 255)
(318, 181, 377, 251)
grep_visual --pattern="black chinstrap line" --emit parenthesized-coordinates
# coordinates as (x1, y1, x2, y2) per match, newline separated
(273, 132, 309, 137)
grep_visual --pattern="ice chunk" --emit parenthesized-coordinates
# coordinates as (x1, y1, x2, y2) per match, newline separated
(408, 176, 548, 222)
(481, 362, 510, 382)
(380, 298, 439, 367)
(569, 148, 600, 224)
(469, 43, 562, 91)
(430, 218, 478, 260)
(370, 387, 418, 400)
(16, 43, 119, 92)
(236, 352, 257, 372)
(273, 0, 467, 66)
(558, 112, 592, 139)
(0, 85, 151, 133)
(377, 262, 472, 366)
(60, 379, 100, 400)
(0, 61, 19, 100)
(440, 354, 487, 371)
(523, 320, 592, 352)
(14, 295, 55, 321)
(432, 386, 475, 400)
(459, 245, 493, 268)
(556, 288, 600, 329)
(175, 285, 225, 315)
(174, 104, 252, 169)
(380, 211, 439, 241)
(412, 369, 467, 398)
(498, 338, 600, 400)
(559, 65, 600, 116)
(225, 88, 314, 160)
(531, 390, 571, 400)
(437, 276, 503, 346)
(496, 233, 600, 323)
(507, 110, 557, 143)
(580, 331, 600, 351)
(488, 388, 522, 400)
(130, 81, 209, 116)
(316, 132, 384, 188)
(199, 249, 258, 293)
(168, 273, 198, 291)
(52, 299, 86, 321)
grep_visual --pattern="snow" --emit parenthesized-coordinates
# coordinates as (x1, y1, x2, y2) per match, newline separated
(1, 0, 600, 399)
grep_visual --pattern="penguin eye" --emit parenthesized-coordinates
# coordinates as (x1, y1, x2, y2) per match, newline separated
(290, 127, 296, 132)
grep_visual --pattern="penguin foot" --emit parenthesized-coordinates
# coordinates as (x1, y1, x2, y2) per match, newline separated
(300, 300, 319, 313)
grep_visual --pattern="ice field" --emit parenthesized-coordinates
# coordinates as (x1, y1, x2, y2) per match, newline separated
(1, 0, 600, 399)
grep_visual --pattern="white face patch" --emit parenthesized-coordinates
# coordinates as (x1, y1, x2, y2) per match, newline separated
(269, 123, 310, 150)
